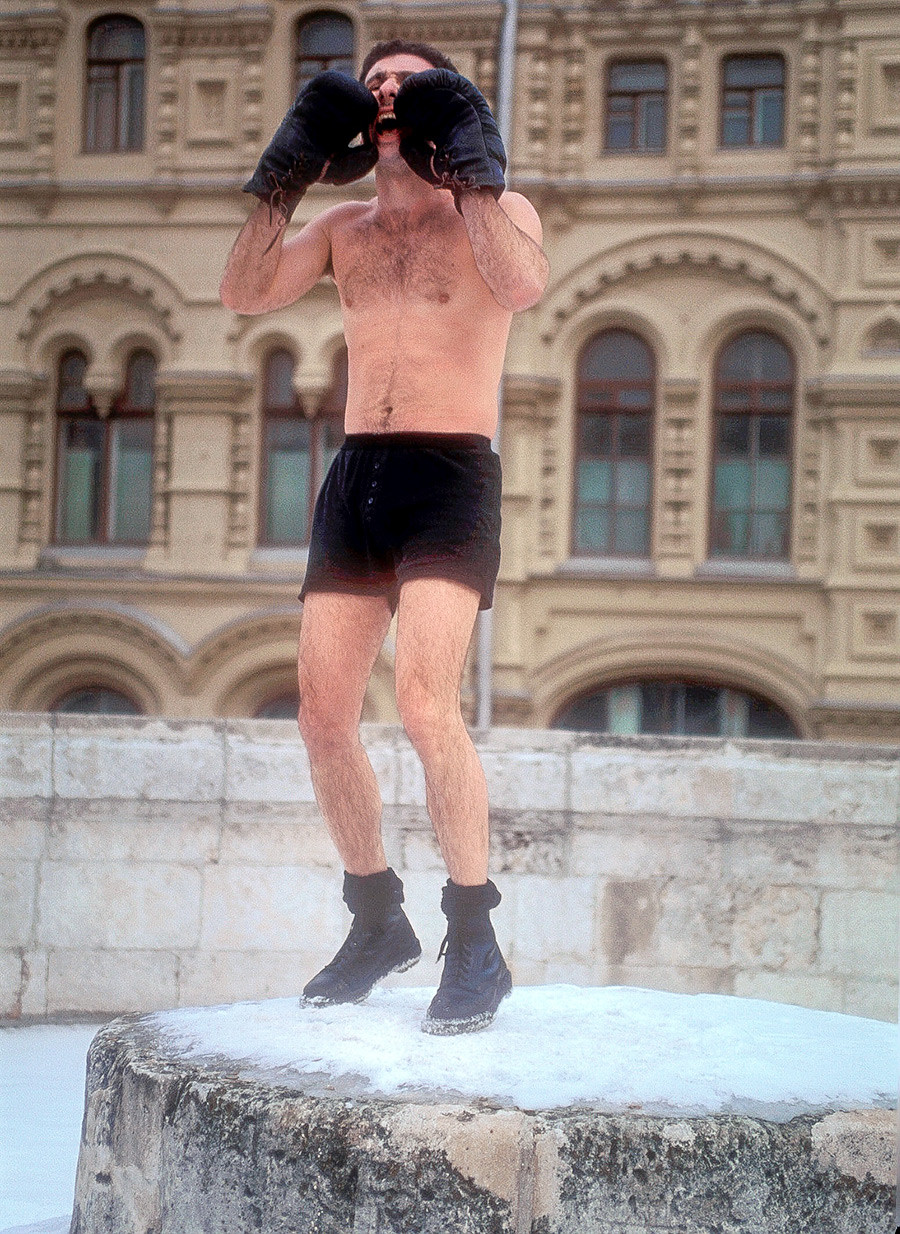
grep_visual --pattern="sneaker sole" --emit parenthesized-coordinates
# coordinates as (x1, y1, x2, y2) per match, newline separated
(299, 948, 422, 1008)
(421, 983, 512, 1036)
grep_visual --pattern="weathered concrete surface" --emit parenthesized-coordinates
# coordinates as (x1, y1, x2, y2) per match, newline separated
(70, 1009, 895, 1234)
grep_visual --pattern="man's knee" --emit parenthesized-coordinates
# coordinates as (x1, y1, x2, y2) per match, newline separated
(297, 680, 359, 753)
(396, 677, 458, 754)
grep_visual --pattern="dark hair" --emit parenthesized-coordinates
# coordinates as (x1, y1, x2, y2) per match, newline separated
(359, 39, 458, 82)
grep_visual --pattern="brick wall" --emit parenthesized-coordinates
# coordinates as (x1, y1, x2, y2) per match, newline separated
(2, 714, 897, 1020)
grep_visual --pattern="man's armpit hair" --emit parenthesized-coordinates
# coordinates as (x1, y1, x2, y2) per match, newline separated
(359, 39, 458, 82)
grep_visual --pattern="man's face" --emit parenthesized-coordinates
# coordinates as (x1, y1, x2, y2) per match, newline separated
(364, 53, 434, 149)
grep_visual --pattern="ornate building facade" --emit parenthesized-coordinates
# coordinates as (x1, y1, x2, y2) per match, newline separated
(1, 0, 898, 740)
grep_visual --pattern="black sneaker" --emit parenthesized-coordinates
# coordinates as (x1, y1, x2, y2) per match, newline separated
(422, 931, 512, 1034)
(302, 906, 421, 1005)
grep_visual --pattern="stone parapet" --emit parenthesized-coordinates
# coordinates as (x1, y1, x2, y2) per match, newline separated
(2, 713, 897, 1020)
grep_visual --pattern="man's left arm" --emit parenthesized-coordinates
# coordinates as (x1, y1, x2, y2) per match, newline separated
(459, 189, 549, 313)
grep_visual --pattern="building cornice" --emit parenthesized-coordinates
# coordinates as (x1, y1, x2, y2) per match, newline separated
(805, 376, 900, 409)
(149, 4, 272, 51)
(0, 6, 66, 52)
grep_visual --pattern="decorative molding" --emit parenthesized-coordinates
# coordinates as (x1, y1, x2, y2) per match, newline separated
(835, 38, 858, 160)
(0, 9, 66, 55)
(362, 2, 502, 49)
(676, 22, 703, 176)
(657, 377, 701, 563)
(808, 700, 900, 738)
(795, 420, 823, 566)
(542, 232, 834, 347)
(15, 255, 184, 345)
(805, 375, 900, 410)
(155, 371, 253, 409)
(150, 5, 273, 53)
(796, 23, 823, 170)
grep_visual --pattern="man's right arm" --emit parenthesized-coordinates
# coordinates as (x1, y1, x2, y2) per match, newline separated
(220, 205, 333, 315)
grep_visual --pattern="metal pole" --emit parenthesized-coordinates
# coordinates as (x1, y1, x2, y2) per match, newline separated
(476, 0, 519, 731)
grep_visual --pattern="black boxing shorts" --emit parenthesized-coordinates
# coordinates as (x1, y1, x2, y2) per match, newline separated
(300, 431, 502, 612)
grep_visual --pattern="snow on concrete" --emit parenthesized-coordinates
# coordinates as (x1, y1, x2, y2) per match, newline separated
(0, 1023, 101, 1233)
(153, 985, 897, 1118)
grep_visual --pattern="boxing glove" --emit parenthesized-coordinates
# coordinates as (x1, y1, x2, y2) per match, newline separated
(243, 70, 378, 218)
(394, 69, 506, 204)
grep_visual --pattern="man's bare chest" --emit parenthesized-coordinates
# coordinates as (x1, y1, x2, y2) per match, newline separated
(332, 212, 469, 308)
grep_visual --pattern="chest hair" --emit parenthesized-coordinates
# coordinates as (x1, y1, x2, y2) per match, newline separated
(336, 210, 464, 307)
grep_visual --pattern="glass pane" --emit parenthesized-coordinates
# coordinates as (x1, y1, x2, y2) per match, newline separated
(54, 687, 140, 715)
(751, 511, 788, 558)
(614, 508, 649, 555)
(299, 14, 353, 56)
(619, 414, 651, 455)
(640, 682, 672, 734)
(109, 420, 152, 543)
(87, 76, 117, 152)
(580, 415, 613, 457)
(747, 695, 797, 738)
(126, 352, 155, 409)
(724, 56, 784, 88)
(722, 110, 750, 147)
(715, 462, 751, 510)
(60, 420, 103, 542)
(719, 332, 792, 382)
(608, 684, 641, 734)
(89, 17, 144, 60)
(266, 420, 310, 543)
(721, 689, 750, 737)
(123, 62, 144, 149)
(756, 459, 790, 510)
(759, 387, 792, 411)
(617, 387, 652, 410)
(59, 354, 89, 409)
(266, 352, 297, 409)
(607, 117, 634, 149)
(718, 415, 751, 455)
(610, 63, 667, 92)
(615, 460, 650, 505)
(639, 95, 666, 150)
(575, 506, 610, 552)
(759, 415, 790, 455)
(256, 694, 300, 720)
(581, 330, 652, 381)
(756, 89, 784, 145)
(552, 692, 608, 732)
(683, 684, 721, 736)
(717, 388, 751, 411)
(578, 459, 612, 503)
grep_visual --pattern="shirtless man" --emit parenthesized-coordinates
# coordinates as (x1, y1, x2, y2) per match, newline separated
(221, 39, 548, 1034)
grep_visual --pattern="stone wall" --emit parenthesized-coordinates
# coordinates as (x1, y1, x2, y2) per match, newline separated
(2, 714, 897, 1022)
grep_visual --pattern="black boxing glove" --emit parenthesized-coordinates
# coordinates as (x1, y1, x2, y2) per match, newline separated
(243, 70, 378, 219)
(394, 69, 506, 206)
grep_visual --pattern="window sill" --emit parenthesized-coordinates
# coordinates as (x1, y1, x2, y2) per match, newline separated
(556, 557, 656, 579)
(695, 559, 796, 581)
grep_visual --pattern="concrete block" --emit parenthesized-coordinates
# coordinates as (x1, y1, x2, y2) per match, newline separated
(177, 950, 319, 1007)
(0, 715, 53, 798)
(489, 815, 570, 875)
(732, 970, 845, 1014)
(511, 875, 595, 963)
(732, 886, 819, 971)
(0, 861, 37, 946)
(53, 721, 225, 801)
(223, 731, 316, 803)
(720, 823, 818, 887)
(653, 881, 734, 968)
(813, 828, 900, 892)
(37, 861, 203, 949)
(570, 750, 734, 818)
(46, 800, 221, 864)
(731, 758, 898, 826)
(819, 890, 899, 981)
(479, 750, 567, 810)
(571, 826, 721, 882)
(0, 949, 23, 1017)
(219, 806, 338, 868)
(0, 800, 48, 859)
(199, 864, 344, 953)
(47, 948, 179, 1014)
(19, 948, 48, 1016)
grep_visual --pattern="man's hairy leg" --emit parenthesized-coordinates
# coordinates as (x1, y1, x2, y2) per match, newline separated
(394, 578, 488, 886)
(297, 591, 394, 875)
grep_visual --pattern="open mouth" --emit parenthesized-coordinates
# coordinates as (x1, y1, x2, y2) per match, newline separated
(374, 112, 399, 135)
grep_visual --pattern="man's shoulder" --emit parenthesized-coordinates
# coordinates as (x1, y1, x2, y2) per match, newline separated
(316, 198, 374, 235)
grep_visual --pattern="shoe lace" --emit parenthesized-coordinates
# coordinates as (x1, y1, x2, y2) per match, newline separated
(326, 918, 379, 975)
(436, 931, 479, 990)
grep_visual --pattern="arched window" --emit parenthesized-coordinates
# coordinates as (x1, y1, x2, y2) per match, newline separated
(605, 61, 668, 153)
(254, 693, 300, 720)
(295, 12, 354, 89)
(53, 686, 142, 715)
(55, 349, 156, 544)
(711, 330, 793, 561)
(259, 349, 345, 545)
(573, 329, 654, 557)
(85, 15, 145, 153)
(721, 54, 785, 148)
(552, 680, 798, 739)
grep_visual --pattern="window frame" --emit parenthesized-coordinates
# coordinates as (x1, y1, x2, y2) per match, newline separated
(83, 14, 146, 154)
(707, 330, 795, 564)
(719, 52, 786, 150)
(571, 329, 656, 559)
(53, 349, 156, 547)
(604, 58, 669, 155)
(294, 10, 355, 90)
